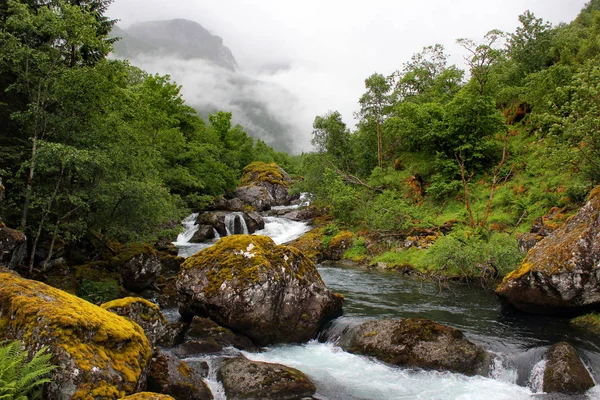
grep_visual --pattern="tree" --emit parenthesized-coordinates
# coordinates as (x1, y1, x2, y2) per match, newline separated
(457, 30, 505, 95)
(311, 111, 352, 171)
(357, 73, 392, 168)
(508, 11, 555, 76)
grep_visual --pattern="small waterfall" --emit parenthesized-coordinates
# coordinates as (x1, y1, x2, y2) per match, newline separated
(175, 213, 199, 244)
(224, 212, 248, 235)
(213, 228, 221, 239)
(527, 359, 546, 393)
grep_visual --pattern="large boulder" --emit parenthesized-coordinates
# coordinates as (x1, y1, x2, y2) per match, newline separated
(189, 225, 215, 243)
(0, 270, 151, 399)
(113, 245, 162, 292)
(497, 187, 600, 313)
(234, 162, 295, 209)
(101, 297, 168, 347)
(242, 210, 265, 233)
(176, 235, 343, 345)
(543, 342, 594, 394)
(0, 225, 26, 269)
(147, 350, 213, 400)
(217, 356, 316, 400)
(338, 318, 490, 376)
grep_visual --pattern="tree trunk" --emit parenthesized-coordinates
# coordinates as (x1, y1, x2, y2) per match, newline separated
(376, 120, 383, 168)
(480, 131, 510, 228)
(457, 152, 476, 228)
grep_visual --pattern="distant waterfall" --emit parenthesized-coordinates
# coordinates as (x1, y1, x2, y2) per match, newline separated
(175, 213, 199, 244)
(225, 212, 249, 235)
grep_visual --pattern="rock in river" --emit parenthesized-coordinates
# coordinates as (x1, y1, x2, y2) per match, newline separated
(543, 342, 594, 395)
(497, 187, 600, 313)
(338, 318, 490, 376)
(176, 235, 343, 345)
(234, 162, 296, 210)
(0, 270, 151, 399)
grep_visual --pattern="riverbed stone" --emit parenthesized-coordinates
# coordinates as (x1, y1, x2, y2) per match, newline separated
(176, 235, 343, 345)
(217, 356, 316, 400)
(0, 225, 26, 269)
(234, 162, 295, 209)
(190, 225, 215, 243)
(113, 244, 162, 292)
(0, 270, 151, 399)
(147, 350, 213, 400)
(543, 342, 594, 394)
(185, 316, 257, 351)
(242, 210, 265, 233)
(101, 297, 167, 346)
(338, 318, 490, 376)
(497, 187, 600, 314)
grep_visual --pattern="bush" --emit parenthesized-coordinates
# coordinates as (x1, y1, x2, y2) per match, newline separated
(0, 341, 56, 400)
(78, 279, 121, 304)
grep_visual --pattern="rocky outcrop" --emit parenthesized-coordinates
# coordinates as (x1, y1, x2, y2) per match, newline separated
(0, 270, 151, 399)
(234, 162, 295, 210)
(497, 188, 600, 314)
(177, 235, 343, 345)
(147, 350, 213, 400)
(543, 342, 594, 394)
(101, 297, 167, 346)
(217, 356, 316, 400)
(113, 245, 162, 292)
(338, 318, 490, 376)
(0, 226, 26, 269)
(517, 207, 569, 252)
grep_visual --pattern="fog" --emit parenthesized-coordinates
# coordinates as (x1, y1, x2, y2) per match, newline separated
(108, 0, 588, 153)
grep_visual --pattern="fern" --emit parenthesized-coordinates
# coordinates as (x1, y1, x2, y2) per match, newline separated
(0, 342, 56, 400)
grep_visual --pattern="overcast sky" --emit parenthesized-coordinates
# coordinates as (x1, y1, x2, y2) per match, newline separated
(107, 0, 588, 152)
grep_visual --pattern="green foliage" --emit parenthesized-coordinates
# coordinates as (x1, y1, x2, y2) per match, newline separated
(343, 236, 368, 262)
(78, 278, 121, 304)
(0, 341, 56, 400)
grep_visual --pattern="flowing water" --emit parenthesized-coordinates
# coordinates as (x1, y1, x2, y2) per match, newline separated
(172, 214, 600, 399)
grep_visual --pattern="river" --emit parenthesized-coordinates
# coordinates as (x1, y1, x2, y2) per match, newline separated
(173, 213, 600, 399)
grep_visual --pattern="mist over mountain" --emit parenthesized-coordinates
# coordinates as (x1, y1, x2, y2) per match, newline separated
(110, 19, 308, 153)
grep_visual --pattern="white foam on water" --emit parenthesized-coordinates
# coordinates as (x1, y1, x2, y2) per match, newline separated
(527, 359, 546, 393)
(174, 213, 200, 244)
(253, 216, 311, 244)
(244, 341, 533, 400)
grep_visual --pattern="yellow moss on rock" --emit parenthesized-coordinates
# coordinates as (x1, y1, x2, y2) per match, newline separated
(0, 271, 151, 399)
(119, 393, 175, 400)
(240, 162, 290, 188)
(101, 297, 166, 323)
(181, 235, 322, 295)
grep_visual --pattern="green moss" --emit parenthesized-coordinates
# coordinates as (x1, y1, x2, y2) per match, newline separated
(0, 272, 151, 398)
(101, 297, 167, 325)
(110, 244, 157, 267)
(571, 313, 600, 333)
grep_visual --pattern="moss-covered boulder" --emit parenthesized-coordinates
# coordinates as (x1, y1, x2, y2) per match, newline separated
(120, 393, 175, 400)
(571, 312, 600, 333)
(325, 231, 354, 261)
(543, 342, 594, 394)
(338, 318, 490, 376)
(147, 350, 213, 400)
(112, 244, 162, 292)
(217, 356, 316, 400)
(0, 225, 26, 269)
(497, 187, 600, 313)
(176, 235, 343, 345)
(101, 297, 167, 346)
(0, 270, 152, 399)
(234, 162, 295, 210)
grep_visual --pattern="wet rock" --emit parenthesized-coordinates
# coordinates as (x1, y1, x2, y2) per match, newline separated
(185, 316, 257, 351)
(113, 244, 162, 292)
(177, 235, 343, 345)
(217, 356, 316, 400)
(242, 211, 265, 233)
(282, 208, 317, 222)
(543, 342, 594, 394)
(0, 226, 26, 269)
(0, 270, 151, 399)
(497, 187, 600, 314)
(196, 212, 227, 237)
(157, 278, 180, 309)
(225, 198, 245, 211)
(190, 225, 215, 243)
(173, 339, 223, 357)
(156, 322, 188, 348)
(338, 318, 490, 376)
(101, 297, 167, 346)
(147, 350, 213, 400)
(234, 162, 296, 209)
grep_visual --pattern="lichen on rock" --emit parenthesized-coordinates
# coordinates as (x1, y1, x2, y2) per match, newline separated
(176, 235, 343, 345)
(0, 270, 152, 399)
(543, 342, 594, 394)
(234, 162, 296, 209)
(101, 297, 167, 346)
(497, 187, 600, 313)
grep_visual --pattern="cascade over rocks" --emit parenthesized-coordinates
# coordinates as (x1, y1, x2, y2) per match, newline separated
(0, 270, 151, 399)
(234, 162, 296, 210)
(193, 211, 261, 241)
(497, 187, 600, 314)
(217, 356, 316, 400)
(542, 342, 594, 394)
(176, 235, 343, 345)
(0, 225, 26, 269)
(101, 297, 168, 347)
(338, 318, 490, 376)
